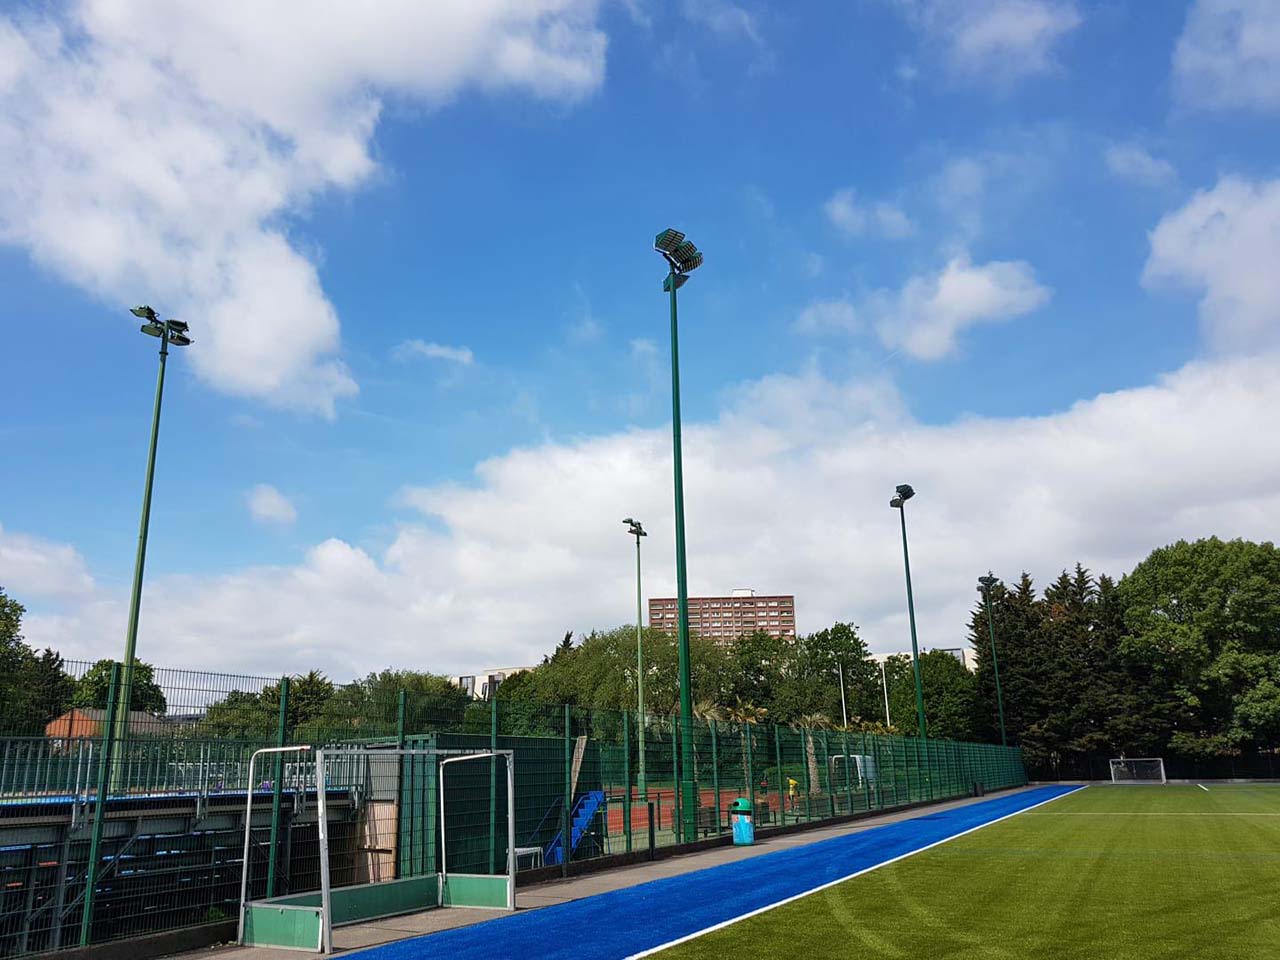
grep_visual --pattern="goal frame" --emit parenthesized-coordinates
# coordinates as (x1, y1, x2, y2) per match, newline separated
(1108, 757, 1166, 784)
(238, 745, 515, 953)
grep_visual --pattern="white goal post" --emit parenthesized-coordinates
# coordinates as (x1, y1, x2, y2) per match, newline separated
(239, 745, 515, 953)
(1109, 757, 1166, 784)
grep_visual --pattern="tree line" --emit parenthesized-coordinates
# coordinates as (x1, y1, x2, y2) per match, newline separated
(4, 536, 1278, 777)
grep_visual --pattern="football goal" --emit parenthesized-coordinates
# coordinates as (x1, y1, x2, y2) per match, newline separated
(1109, 757, 1166, 784)
(238, 745, 515, 953)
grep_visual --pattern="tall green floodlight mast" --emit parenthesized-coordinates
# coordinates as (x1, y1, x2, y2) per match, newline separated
(653, 228, 703, 843)
(977, 574, 1008, 747)
(623, 518, 648, 799)
(889, 483, 928, 739)
(113, 305, 192, 785)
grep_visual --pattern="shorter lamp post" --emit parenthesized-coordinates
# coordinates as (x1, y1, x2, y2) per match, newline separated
(876, 658, 891, 726)
(889, 484, 927, 739)
(624, 518, 648, 799)
(977, 575, 1008, 747)
(836, 659, 849, 728)
(113, 305, 191, 788)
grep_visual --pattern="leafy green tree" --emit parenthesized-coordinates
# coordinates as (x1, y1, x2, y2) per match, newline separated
(917, 649, 975, 740)
(1120, 537, 1280, 757)
(74, 659, 167, 714)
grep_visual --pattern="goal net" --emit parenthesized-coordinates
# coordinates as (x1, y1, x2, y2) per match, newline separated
(239, 745, 514, 953)
(1109, 757, 1166, 784)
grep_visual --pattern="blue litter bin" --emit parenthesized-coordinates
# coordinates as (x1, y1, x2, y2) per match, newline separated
(729, 797, 755, 846)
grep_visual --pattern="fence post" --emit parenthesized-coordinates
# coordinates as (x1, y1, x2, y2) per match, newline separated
(711, 721, 721, 834)
(623, 712, 632, 853)
(80, 662, 121, 946)
(562, 705, 571, 877)
(671, 718, 681, 842)
(841, 729, 854, 813)
(394, 689, 406, 879)
(773, 725, 784, 826)
(489, 697, 498, 875)
(266, 676, 290, 897)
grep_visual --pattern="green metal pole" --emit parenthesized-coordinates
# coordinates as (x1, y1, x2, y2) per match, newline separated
(266, 676, 290, 897)
(489, 696, 498, 874)
(671, 718, 681, 842)
(896, 505, 928, 739)
(562, 705, 571, 875)
(710, 719, 720, 834)
(81, 663, 120, 946)
(666, 269, 698, 844)
(634, 532, 647, 801)
(982, 588, 1008, 747)
(113, 324, 171, 789)
(395, 690, 406, 879)
(773, 725, 784, 826)
(622, 712, 632, 853)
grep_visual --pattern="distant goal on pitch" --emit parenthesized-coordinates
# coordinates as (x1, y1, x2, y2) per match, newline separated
(238, 745, 515, 953)
(1109, 757, 1166, 784)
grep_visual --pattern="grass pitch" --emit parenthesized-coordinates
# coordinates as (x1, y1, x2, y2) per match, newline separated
(657, 785, 1280, 959)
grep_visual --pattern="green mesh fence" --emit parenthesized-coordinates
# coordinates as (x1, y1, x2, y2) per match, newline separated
(0, 661, 1026, 958)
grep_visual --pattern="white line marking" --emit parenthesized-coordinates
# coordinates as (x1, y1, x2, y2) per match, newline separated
(625, 787, 1085, 959)
(1199, 784, 1210, 792)
(1025, 812, 1280, 816)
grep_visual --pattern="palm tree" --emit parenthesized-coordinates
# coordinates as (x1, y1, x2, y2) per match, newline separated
(725, 700, 768, 791)
(795, 712, 832, 797)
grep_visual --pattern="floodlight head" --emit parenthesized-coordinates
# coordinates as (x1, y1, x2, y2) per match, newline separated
(625, 518, 646, 537)
(681, 250, 704, 272)
(889, 496, 903, 509)
(131, 305, 158, 321)
(168, 331, 193, 347)
(140, 322, 164, 338)
(895, 484, 915, 502)
(978, 575, 999, 591)
(654, 229, 685, 254)
(663, 273, 689, 292)
(166, 319, 189, 334)
(623, 517, 634, 525)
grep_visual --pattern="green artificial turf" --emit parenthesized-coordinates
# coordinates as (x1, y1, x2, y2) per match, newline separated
(658, 785, 1280, 959)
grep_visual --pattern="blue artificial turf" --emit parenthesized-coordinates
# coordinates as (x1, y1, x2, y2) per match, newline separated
(349, 785, 1080, 960)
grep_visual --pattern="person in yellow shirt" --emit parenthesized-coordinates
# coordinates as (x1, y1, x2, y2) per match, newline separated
(787, 776, 799, 810)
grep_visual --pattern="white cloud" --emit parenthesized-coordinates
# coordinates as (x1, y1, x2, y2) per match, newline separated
(1144, 175, 1280, 353)
(17, 352, 1280, 678)
(247, 484, 298, 526)
(680, 0, 762, 46)
(0, 524, 95, 600)
(1174, 0, 1280, 112)
(894, 0, 1081, 82)
(824, 189, 914, 239)
(1105, 142, 1177, 187)
(0, 2, 606, 415)
(394, 340, 475, 365)
(795, 300, 860, 335)
(869, 255, 1051, 360)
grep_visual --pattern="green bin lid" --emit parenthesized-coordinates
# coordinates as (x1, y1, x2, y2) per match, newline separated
(729, 797, 752, 812)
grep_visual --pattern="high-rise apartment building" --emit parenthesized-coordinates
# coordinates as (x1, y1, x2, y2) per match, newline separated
(648, 588, 796, 643)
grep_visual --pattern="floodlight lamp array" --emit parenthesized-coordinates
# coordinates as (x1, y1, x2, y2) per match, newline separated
(654, 228, 703, 275)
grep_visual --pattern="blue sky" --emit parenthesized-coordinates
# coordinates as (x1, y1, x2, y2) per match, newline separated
(2, 0, 1280, 679)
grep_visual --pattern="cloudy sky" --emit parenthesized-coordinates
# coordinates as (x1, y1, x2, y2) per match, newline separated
(2, 0, 1279, 680)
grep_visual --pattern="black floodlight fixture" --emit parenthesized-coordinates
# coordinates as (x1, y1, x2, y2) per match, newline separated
(624, 517, 647, 538)
(654, 228, 703, 275)
(165, 319, 192, 346)
(896, 484, 915, 502)
(131, 305, 158, 321)
(977, 574, 999, 593)
(654, 229, 685, 254)
(140, 321, 164, 338)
